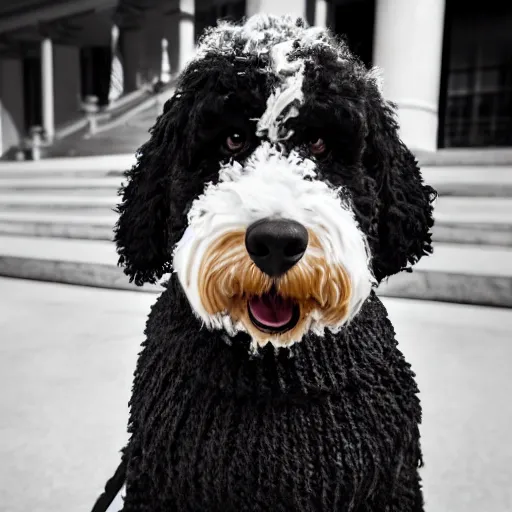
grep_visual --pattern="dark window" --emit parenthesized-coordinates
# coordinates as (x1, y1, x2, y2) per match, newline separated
(80, 46, 112, 106)
(443, 63, 512, 147)
(23, 56, 42, 131)
(439, 2, 512, 147)
(334, 0, 376, 68)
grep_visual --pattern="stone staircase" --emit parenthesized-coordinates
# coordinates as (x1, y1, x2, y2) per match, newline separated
(46, 102, 162, 158)
(0, 150, 511, 307)
(380, 150, 512, 307)
(0, 155, 162, 293)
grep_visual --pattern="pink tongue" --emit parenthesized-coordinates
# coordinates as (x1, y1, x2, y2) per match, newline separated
(249, 294, 294, 328)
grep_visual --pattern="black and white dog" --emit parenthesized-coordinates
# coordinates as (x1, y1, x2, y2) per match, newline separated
(103, 14, 436, 512)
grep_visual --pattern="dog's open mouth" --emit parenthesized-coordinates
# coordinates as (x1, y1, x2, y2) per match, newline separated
(247, 291, 300, 334)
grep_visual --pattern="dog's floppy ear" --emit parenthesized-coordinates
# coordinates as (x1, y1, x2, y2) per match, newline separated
(363, 83, 437, 283)
(114, 97, 184, 286)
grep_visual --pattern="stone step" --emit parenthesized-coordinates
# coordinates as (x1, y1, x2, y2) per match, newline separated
(433, 222, 512, 247)
(379, 243, 512, 307)
(0, 154, 133, 178)
(434, 196, 512, 225)
(423, 166, 512, 197)
(0, 212, 117, 240)
(0, 234, 508, 307)
(0, 169, 509, 198)
(0, 187, 118, 196)
(1, 158, 511, 198)
(1, 192, 510, 213)
(0, 235, 162, 293)
(1, 206, 508, 248)
(416, 147, 512, 166)
(1, 193, 510, 225)
(1, 210, 509, 248)
(0, 177, 123, 190)
(0, 193, 117, 212)
(0, 195, 510, 247)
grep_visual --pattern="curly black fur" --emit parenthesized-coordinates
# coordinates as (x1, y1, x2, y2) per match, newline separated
(110, 14, 435, 512)
(119, 280, 423, 511)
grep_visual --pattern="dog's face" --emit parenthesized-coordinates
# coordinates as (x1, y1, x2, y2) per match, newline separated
(115, 15, 436, 350)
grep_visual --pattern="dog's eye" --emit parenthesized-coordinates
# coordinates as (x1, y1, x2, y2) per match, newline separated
(309, 137, 327, 156)
(225, 132, 247, 153)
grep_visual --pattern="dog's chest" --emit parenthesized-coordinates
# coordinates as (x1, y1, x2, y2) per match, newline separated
(135, 346, 417, 511)
(131, 292, 421, 510)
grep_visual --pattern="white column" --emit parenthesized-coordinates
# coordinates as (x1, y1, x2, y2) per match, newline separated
(41, 37, 54, 141)
(109, 25, 124, 101)
(179, 0, 195, 70)
(315, 0, 328, 28)
(165, 0, 196, 74)
(161, 39, 171, 83)
(373, 0, 446, 152)
(246, 0, 306, 19)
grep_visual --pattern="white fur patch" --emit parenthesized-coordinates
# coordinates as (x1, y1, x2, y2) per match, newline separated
(255, 39, 305, 142)
(172, 143, 375, 344)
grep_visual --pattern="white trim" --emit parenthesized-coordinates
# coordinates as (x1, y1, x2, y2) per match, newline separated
(41, 38, 54, 141)
(315, 0, 328, 28)
(54, 117, 88, 140)
(394, 99, 438, 115)
(105, 87, 149, 113)
(93, 88, 174, 136)
(0, 154, 135, 173)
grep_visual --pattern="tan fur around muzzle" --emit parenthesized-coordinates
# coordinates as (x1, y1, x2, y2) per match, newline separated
(197, 229, 352, 346)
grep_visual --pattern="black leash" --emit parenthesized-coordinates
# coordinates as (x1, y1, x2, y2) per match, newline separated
(91, 459, 127, 512)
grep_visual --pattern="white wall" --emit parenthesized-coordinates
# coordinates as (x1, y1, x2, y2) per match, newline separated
(0, 58, 25, 155)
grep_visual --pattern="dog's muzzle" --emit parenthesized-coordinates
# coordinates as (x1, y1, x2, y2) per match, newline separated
(172, 143, 375, 350)
(244, 217, 307, 334)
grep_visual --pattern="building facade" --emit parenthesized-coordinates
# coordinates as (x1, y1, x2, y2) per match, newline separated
(0, 0, 511, 156)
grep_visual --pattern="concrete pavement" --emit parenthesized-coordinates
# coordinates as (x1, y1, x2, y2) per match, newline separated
(0, 278, 153, 512)
(1, 277, 511, 512)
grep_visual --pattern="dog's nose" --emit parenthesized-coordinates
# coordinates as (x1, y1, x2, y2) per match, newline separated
(245, 218, 309, 277)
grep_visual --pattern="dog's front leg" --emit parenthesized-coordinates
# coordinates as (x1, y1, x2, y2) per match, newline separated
(385, 443, 424, 512)
(387, 469, 424, 512)
(120, 437, 167, 512)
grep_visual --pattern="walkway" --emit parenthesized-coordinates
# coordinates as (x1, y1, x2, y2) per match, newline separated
(1, 277, 511, 511)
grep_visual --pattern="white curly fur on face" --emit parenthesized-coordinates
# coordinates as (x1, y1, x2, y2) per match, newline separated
(172, 143, 376, 346)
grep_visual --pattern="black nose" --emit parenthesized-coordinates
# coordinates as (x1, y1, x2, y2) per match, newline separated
(245, 218, 309, 277)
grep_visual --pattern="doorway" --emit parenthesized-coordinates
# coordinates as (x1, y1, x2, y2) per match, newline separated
(23, 55, 42, 132)
(333, 0, 376, 68)
(80, 46, 112, 107)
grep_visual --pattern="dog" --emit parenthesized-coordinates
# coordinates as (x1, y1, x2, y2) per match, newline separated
(107, 13, 436, 512)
